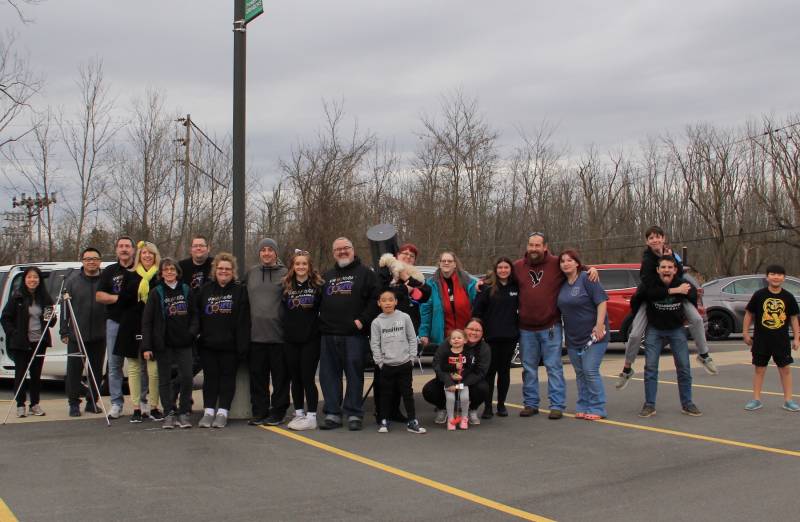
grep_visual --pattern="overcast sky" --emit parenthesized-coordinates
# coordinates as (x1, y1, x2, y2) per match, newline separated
(2, 0, 799, 190)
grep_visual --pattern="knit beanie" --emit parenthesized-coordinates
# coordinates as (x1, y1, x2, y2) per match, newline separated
(258, 238, 278, 252)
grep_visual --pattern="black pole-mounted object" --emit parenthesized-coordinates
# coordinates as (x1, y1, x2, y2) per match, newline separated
(366, 224, 398, 270)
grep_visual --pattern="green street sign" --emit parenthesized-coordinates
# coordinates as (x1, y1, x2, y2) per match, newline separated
(245, 0, 263, 24)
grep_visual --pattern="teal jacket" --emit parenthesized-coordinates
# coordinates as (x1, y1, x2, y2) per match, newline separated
(419, 270, 478, 345)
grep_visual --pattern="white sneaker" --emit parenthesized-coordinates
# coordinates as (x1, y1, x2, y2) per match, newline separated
(286, 413, 305, 430)
(289, 415, 317, 431)
(468, 410, 481, 425)
(434, 409, 447, 424)
(109, 404, 122, 419)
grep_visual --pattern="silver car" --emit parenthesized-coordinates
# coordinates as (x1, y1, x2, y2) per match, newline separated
(702, 274, 800, 340)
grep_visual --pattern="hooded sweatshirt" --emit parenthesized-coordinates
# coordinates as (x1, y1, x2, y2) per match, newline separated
(244, 261, 287, 343)
(512, 251, 565, 331)
(191, 280, 251, 355)
(319, 257, 379, 336)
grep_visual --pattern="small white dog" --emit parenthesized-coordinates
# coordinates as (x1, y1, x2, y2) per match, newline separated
(379, 253, 424, 285)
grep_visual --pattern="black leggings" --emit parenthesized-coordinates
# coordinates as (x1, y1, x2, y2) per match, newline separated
(11, 345, 44, 407)
(378, 362, 416, 422)
(284, 339, 321, 413)
(157, 347, 194, 415)
(485, 339, 517, 409)
(200, 349, 238, 410)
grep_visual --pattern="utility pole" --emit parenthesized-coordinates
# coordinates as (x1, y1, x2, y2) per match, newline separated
(11, 192, 57, 260)
(232, 0, 247, 273)
(177, 114, 192, 256)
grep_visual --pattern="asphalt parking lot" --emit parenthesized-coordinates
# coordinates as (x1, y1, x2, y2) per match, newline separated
(2, 340, 800, 521)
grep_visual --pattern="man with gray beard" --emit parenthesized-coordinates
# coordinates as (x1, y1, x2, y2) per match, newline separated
(317, 237, 379, 431)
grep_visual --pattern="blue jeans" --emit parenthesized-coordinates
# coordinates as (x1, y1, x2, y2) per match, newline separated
(644, 327, 693, 407)
(567, 339, 608, 417)
(105, 320, 125, 407)
(319, 335, 367, 418)
(519, 325, 566, 410)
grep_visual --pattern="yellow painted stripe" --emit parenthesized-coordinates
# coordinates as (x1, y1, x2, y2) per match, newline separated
(261, 426, 556, 522)
(504, 402, 800, 458)
(0, 499, 18, 522)
(602, 374, 799, 398)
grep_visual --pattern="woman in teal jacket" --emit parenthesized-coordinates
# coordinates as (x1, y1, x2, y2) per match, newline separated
(419, 251, 478, 348)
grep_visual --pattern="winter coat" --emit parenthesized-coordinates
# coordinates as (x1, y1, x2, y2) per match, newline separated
(377, 265, 431, 332)
(1, 288, 54, 352)
(112, 271, 146, 359)
(418, 270, 478, 346)
(432, 339, 491, 387)
(59, 268, 105, 343)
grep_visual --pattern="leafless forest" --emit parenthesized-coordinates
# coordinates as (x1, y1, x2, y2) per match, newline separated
(2, 48, 799, 279)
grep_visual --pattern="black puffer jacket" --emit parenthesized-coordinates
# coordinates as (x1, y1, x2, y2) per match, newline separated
(1, 288, 54, 351)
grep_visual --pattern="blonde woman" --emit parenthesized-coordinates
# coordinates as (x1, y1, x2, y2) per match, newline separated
(115, 240, 163, 423)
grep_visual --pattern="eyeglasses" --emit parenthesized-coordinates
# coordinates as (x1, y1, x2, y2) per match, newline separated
(439, 259, 455, 264)
(82, 257, 101, 262)
(333, 247, 353, 253)
(216, 267, 233, 272)
(191, 244, 208, 249)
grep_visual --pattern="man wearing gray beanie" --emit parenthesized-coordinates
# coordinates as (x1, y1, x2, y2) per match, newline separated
(244, 237, 289, 425)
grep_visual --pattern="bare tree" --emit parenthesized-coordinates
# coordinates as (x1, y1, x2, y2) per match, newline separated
(5, 108, 58, 259)
(0, 32, 40, 150)
(59, 59, 119, 256)
(415, 91, 498, 265)
(281, 100, 373, 267)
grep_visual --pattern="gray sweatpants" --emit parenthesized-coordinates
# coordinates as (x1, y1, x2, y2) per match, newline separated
(624, 302, 709, 366)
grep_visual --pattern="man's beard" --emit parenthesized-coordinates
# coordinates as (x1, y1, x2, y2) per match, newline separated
(337, 258, 352, 268)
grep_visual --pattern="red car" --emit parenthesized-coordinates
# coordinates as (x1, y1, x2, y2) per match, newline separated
(594, 263, 705, 342)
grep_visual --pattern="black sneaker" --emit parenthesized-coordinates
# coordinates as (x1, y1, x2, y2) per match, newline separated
(130, 410, 143, 423)
(248, 417, 268, 426)
(85, 402, 102, 414)
(150, 408, 164, 421)
(681, 403, 703, 417)
(406, 419, 427, 434)
(348, 418, 363, 431)
(638, 404, 656, 418)
(496, 404, 508, 417)
(481, 408, 494, 420)
(264, 415, 283, 426)
(69, 403, 81, 417)
(319, 416, 342, 430)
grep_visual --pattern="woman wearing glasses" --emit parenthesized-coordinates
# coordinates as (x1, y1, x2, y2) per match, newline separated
(419, 251, 478, 350)
(557, 249, 609, 420)
(191, 253, 251, 428)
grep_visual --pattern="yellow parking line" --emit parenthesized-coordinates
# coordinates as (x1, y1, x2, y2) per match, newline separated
(261, 426, 556, 522)
(602, 374, 799, 398)
(0, 498, 18, 522)
(503, 402, 800, 458)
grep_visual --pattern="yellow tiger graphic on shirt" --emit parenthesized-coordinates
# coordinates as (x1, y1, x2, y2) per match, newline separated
(761, 298, 787, 329)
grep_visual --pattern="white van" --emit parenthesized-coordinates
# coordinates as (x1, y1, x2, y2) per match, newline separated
(0, 261, 113, 381)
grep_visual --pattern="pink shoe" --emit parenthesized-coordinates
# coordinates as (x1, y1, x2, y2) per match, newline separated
(447, 418, 457, 431)
(459, 416, 469, 430)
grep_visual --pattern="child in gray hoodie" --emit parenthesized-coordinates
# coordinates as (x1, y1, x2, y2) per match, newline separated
(370, 290, 426, 434)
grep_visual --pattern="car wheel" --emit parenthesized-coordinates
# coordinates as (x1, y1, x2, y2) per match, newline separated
(706, 311, 733, 341)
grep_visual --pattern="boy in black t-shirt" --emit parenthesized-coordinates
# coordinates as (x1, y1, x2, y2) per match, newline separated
(743, 264, 800, 412)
